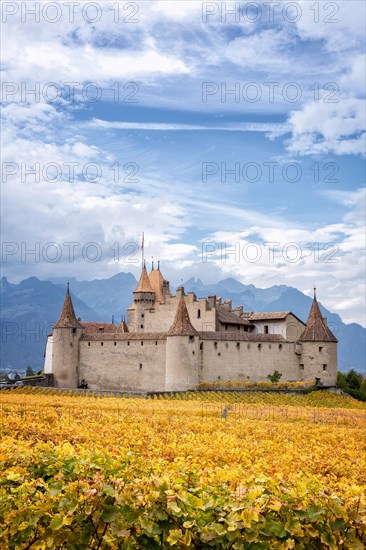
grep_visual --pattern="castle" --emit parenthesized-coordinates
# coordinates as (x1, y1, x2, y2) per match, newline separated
(44, 263, 338, 391)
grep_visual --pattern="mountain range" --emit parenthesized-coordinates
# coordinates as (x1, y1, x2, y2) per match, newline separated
(0, 274, 364, 374)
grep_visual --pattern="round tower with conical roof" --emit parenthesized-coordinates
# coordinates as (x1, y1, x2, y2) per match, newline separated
(129, 263, 155, 332)
(165, 291, 200, 391)
(51, 284, 83, 388)
(297, 289, 338, 386)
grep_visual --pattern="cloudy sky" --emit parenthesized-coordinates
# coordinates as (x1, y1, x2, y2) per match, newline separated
(1, 0, 365, 325)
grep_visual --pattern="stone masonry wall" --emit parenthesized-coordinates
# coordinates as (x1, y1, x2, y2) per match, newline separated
(79, 339, 167, 392)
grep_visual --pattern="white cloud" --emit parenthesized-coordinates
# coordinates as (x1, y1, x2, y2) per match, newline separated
(201, 187, 365, 325)
(225, 29, 292, 71)
(285, 99, 366, 156)
(339, 54, 366, 96)
(1, 0, 365, 327)
(151, 0, 204, 20)
(296, 0, 365, 51)
(90, 119, 289, 133)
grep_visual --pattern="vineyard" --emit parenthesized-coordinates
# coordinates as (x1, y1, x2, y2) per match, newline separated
(0, 388, 365, 549)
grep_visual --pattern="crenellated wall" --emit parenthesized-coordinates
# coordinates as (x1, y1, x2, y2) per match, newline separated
(129, 295, 217, 333)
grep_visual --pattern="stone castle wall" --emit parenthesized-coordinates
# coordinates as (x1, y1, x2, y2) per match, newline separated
(52, 328, 82, 389)
(46, 269, 338, 391)
(298, 342, 337, 386)
(75, 336, 336, 392)
(200, 340, 300, 384)
(128, 293, 217, 333)
(79, 338, 167, 392)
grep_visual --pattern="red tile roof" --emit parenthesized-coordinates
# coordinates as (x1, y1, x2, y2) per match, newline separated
(149, 268, 165, 302)
(248, 312, 290, 320)
(199, 332, 285, 342)
(81, 322, 118, 335)
(80, 332, 167, 341)
(248, 312, 305, 325)
(134, 267, 154, 293)
(168, 297, 198, 335)
(217, 306, 252, 326)
(54, 289, 83, 329)
(117, 321, 129, 333)
(299, 296, 337, 342)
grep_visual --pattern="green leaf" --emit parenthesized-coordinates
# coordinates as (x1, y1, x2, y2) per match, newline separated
(183, 529, 192, 546)
(306, 505, 324, 520)
(50, 516, 63, 531)
(167, 528, 182, 545)
(167, 500, 182, 515)
(102, 506, 120, 523)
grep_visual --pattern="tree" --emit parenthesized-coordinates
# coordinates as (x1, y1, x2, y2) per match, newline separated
(360, 378, 366, 399)
(26, 366, 34, 377)
(267, 371, 282, 383)
(336, 371, 348, 389)
(345, 369, 362, 390)
(337, 369, 366, 402)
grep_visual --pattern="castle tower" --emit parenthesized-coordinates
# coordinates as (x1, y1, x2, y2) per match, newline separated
(149, 261, 171, 303)
(298, 288, 338, 386)
(165, 293, 200, 391)
(128, 264, 155, 332)
(51, 284, 83, 388)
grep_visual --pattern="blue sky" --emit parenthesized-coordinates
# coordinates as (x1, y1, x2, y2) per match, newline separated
(1, 0, 365, 324)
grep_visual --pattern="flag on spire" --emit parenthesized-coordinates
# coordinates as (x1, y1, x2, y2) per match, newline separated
(141, 232, 144, 250)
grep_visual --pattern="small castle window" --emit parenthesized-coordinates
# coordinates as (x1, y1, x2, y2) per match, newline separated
(199, 343, 203, 350)
(88, 342, 90, 346)
(279, 344, 283, 350)
(299, 364, 304, 370)
(139, 363, 142, 370)
(114, 342, 116, 346)
(197, 309, 201, 319)
(192, 351, 195, 355)
(140, 325, 144, 329)
(127, 341, 130, 346)
(141, 314, 144, 318)
(101, 342, 103, 346)
(258, 344, 262, 350)
(141, 341, 143, 346)
(189, 336, 194, 343)
(155, 341, 158, 345)
(218, 352, 221, 356)
(264, 325, 269, 334)
(72, 328, 77, 334)
(225, 324, 228, 330)
(319, 346, 323, 352)
(236, 342, 240, 349)
(323, 364, 327, 371)
(214, 342, 218, 349)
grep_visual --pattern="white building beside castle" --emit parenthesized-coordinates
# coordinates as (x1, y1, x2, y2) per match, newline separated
(44, 263, 338, 391)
